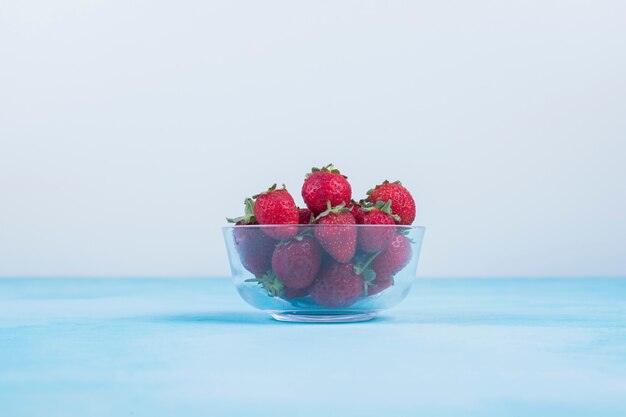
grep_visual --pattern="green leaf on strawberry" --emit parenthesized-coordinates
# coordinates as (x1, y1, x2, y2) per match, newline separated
(226, 198, 257, 224)
(245, 270, 284, 298)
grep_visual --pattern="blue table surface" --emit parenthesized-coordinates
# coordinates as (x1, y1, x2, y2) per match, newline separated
(1, 278, 625, 417)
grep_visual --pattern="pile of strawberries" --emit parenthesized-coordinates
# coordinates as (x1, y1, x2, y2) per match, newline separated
(227, 164, 417, 308)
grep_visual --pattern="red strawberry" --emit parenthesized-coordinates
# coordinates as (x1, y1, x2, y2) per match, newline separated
(282, 286, 310, 300)
(358, 200, 400, 253)
(227, 198, 275, 276)
(347, 200, 365, 224)
(253, 184, 299, 240)
(372, 232, 413, 277)
(271, 236, 322, 289)
(298, 207, 313, 224)
(302, 164, 352, 216)
(366, 275, 394, 296)
(367, 181, 416, 225)
(314, 202, 357, 263)
(232, 226, 275, 277)
(310, 261, 364, 307)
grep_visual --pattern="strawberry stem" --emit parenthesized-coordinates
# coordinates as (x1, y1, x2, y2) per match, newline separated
(252, 183, 286, 199)
(355, 250, 381, 275)
(306, 163, 347, 178)
(314, 201, 348, 222)
(245, 270, 284, 297)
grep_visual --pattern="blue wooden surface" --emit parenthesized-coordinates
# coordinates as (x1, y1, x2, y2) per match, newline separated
(1, 278, 625, 417)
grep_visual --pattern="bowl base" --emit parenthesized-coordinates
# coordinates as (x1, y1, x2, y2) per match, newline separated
(270, 311, 377, 323)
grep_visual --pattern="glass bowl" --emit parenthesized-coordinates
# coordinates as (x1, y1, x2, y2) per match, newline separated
(222, 224, 425, 323)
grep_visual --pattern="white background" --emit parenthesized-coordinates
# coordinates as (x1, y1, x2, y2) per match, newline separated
(1, 1, 625, 278)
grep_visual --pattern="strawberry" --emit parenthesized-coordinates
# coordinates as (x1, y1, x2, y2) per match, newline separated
(231, 227, 275, 277)
(314, 202, 357, 263)
(253, 184, 299, 240)
(282, 286, 310, 300)
(302, 164, 352, 216)
(298, 207, 313, 224)
(357, 200, 400, 253)
(367, 181, 416, 225)
(371, 232, 412, 277)
(310, 261, 364, 307)
(271, 236, 322, 289)
(227, 198, 275, 276)
(347, 200, 365, 224)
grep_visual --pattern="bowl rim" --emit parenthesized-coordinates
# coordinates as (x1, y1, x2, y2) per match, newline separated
(222, 224, 425, 230)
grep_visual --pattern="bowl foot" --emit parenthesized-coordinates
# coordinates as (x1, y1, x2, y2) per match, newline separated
(270, 311, 377, 323)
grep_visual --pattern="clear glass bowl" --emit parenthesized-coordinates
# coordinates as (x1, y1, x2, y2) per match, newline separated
(222, 224, 425, 323)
